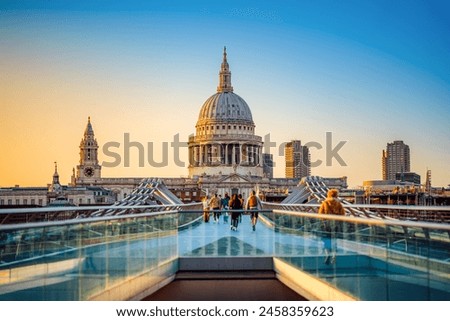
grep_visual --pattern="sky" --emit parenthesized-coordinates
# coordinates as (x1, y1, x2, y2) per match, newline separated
(1, 0, 449, 188)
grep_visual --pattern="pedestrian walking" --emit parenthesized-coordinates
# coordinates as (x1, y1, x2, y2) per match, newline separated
(238, 194, 244, 223)
(221, 192, 230, 224)
(209, 193, 221, 223)
(246, 190, 260, 231)
(229, 194, 242, 231)
(202, 196, 210, 223)
(318, 189, 345, 264)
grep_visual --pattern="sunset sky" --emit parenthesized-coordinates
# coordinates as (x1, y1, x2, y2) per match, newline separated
(1, 1, 449, 188)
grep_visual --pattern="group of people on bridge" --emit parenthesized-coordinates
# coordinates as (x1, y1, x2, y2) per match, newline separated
(202, 188, 345, 265)
(202, 190, 261, 231)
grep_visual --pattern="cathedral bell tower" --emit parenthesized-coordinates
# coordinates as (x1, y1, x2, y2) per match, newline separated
(74, 117, 101, 184)
(49, 162, 62, 194)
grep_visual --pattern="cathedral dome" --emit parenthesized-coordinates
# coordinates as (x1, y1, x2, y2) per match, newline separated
(197, 92, 254, 126)
(188, 47, 263, 179)
(196, 47, 254, 128)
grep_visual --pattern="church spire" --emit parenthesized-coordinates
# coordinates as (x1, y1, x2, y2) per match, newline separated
(53, 161, 59, 185)
(76, 117, 101, 182)
(217, 46, 233, 93)
(84, 116, 94, 137)
(49, 161, 62, 194)
(79, 117, 99, 166)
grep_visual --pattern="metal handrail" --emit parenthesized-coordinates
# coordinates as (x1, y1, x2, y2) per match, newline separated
(2, 206, 448, 232)
(265, 202, 450, 212)
(263, 202, 450, 223)
(0, 209, 180, 231)
(0, 203, 202, 215)
(271, 209, 450, 231)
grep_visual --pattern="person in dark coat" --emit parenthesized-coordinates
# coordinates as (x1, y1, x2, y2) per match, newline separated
(229, 194, 242, 231)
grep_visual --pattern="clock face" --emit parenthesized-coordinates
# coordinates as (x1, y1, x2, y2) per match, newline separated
(84, 167, 94, 177)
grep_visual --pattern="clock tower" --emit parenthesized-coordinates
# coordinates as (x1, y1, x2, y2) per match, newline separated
(74, 117, 102, 184)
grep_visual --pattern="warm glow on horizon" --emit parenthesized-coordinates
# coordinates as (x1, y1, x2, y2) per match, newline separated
(1, 1, 449, 188)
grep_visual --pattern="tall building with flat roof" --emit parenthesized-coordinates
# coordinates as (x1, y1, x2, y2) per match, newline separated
(262, 153, 274, 179)
(382, 140, 410, 180)
(285, 140, 310, 179)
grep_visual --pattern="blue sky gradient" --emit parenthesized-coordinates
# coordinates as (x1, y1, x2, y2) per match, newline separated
(1, 1, 449, 187)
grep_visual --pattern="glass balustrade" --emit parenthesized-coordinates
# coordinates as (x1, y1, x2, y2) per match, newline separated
(269, 209, 450, 300)
(0, 211, 178, 300)
(1, 205, 449, 300)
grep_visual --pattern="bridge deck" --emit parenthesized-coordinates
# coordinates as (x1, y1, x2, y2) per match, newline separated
(143, 271, 306, 301)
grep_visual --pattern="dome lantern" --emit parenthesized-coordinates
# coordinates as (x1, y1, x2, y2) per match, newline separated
(196, 48, 254, 128)
(217, 46, 233, 93)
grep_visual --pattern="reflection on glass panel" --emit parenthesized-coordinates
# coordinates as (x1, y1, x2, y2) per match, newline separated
(272, 210, 450, 300)
(0, 212, 178, 300)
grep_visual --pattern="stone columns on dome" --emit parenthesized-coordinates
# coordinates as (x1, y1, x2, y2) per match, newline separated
(188, 140, 263, 177)
(189, 142, 263, 168)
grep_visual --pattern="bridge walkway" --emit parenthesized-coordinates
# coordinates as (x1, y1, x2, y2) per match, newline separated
(144, 270, 306, 300)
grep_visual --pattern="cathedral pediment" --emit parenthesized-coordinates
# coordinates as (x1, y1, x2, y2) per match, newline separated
(218, 173, 253, 183)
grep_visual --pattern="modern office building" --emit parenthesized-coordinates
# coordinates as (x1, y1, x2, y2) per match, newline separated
(262, 153, 274, 179)
(382, 140, 410, 180)
(285, 140, 311, 179)
(395, 172, 421, 185)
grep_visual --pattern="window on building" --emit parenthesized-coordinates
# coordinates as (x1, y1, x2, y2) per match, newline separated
(31, 199, 35, 205)
(0, 199, 4, 206)
(16, 199, 20, 205)
(8, 199, 12, 205)
(38, 199, 43, 206)
(185, 191, 190, 196)
(192, 191, 197, 196)
(87, 199, 91, 204)
(79, 198, 83, 204)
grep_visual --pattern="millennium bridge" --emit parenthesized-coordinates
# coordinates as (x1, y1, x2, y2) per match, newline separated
(0, 178, 449, 300)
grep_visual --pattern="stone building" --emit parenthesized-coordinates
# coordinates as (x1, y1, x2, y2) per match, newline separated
(0, 163, 115, 207)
